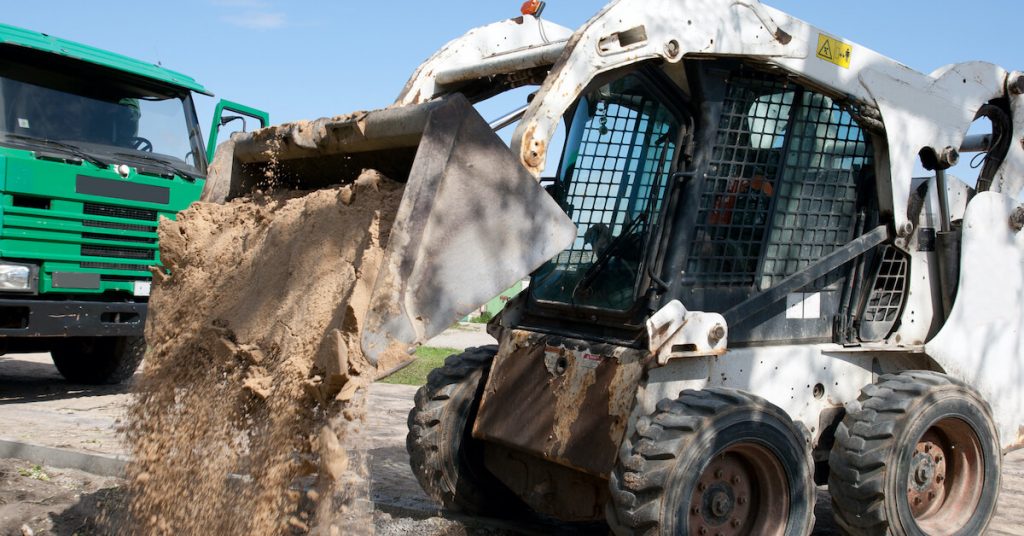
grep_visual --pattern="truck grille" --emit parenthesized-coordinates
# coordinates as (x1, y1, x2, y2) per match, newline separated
(81, 245, 156, 261)
(83, 219, 152, 233)
(1, 191, 166, 290)
(82, 232, 155, 244)
(83, 203, 157, 221)
(78, 202, 159, 275)
(81, 261, 151, 271)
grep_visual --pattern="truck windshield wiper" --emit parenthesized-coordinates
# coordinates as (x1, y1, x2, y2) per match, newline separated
(113, 152, 200, 181)
(0, 133, 109, 169)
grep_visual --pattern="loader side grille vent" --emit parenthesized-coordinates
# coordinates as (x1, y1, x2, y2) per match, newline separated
(859, 245, 908, 341)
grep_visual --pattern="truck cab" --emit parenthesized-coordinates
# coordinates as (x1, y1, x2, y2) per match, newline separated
(0, 24, 265, 383)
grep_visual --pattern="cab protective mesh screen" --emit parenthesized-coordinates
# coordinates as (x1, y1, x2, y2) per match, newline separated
(686, 71, 871, 289)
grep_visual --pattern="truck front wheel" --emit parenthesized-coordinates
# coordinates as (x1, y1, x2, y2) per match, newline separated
(50, 336, 145, 385)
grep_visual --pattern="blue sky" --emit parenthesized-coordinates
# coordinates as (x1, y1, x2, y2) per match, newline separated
(4, 0, 1021, 178)
(5, 1, 1019, 124)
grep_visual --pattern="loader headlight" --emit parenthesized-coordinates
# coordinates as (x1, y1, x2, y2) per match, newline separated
(0, 262, 35, 291)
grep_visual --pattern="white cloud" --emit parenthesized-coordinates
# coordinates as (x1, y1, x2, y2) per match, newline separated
(214, 0, 286, 30)
(223, 11, 287, 30)
(213, 0, 271, 8)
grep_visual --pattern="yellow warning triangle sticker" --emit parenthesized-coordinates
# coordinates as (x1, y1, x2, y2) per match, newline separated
(816, 34, 853, 69)
(818, 40, 833, 61)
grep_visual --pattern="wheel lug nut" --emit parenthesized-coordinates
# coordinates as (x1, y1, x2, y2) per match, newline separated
(692, 506, 701, 516)
(697, 483, 706, 492)
(731, 476, 741, 485)
(936, 474, 944, 483)
(925, 444, 932, 452)
(715, 469, 724, 479)
(737, 496, 746, 505)
(928, 491, 935, 500)
(731, 519, 741, 528)
(914, 497, 922, 505)
(699, 528, 708, 535)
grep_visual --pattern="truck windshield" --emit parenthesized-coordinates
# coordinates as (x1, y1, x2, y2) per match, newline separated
(0, 53, 202, 175)
(530, 74, 679, 311)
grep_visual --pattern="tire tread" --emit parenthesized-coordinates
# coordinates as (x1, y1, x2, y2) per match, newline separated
(608, 388, 815, 535)
(828, 371, 998, 535)
(406, 345, 515, 515)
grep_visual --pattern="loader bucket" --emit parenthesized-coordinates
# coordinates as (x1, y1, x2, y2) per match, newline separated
(206, 94, 577, 364)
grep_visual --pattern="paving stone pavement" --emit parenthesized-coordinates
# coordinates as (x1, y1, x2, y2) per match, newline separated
(2, 347, 1022, 534)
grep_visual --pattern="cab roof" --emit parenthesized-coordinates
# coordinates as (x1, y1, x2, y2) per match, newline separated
(0, 23, 212, 96)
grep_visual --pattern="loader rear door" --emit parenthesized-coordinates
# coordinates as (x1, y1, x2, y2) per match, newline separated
(664, 63, 878, 344)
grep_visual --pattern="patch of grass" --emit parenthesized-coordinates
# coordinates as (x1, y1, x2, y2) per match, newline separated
(19, 464, 50, 481)
(467, 311, 493, 324)
(379, 346, 460, 386)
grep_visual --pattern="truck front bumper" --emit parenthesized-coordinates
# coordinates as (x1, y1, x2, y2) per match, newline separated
(0, 298, 146, 338)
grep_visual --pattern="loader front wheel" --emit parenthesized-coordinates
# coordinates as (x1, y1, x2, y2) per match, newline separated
(608, 388, 815, 536)
(406, 345, 522, 516)
(828, 371, 1001, 535)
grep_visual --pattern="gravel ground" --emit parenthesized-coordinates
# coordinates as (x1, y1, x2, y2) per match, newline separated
(2, 344, 1023, 535)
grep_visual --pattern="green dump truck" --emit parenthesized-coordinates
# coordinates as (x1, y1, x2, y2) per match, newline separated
(0, 24, 266, 383)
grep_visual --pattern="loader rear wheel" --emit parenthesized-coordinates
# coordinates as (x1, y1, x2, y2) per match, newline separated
(406, 345, 522, 516)
(50, 336, 145, 385)
(608, 388, 815, 536)
(828, 371, 1001, 535)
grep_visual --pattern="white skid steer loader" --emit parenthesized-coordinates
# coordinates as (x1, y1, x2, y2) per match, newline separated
(204, 1, 1024, 534)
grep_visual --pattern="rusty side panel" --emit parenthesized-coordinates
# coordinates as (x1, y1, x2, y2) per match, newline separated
(473, 329, 647, 478)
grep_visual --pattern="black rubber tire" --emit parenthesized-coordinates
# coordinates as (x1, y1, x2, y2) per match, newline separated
(828, 371, 1001, 536)
(608, 388, 816, 536)
(50, 336, 145, 385)
(406, 345, 522, 516)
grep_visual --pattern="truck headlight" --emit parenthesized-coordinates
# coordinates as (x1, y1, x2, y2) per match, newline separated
(0, 263, 33, 291)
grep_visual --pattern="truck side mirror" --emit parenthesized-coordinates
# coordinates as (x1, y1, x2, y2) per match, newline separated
(220, 115, 247, 130)
(207, 99, 269, 164)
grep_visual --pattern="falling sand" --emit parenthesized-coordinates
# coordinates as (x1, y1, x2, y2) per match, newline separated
(123, 170, 409, 535)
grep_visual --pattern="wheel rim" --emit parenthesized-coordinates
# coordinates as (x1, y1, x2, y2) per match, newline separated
(688, 443, 789, 536)
(907, 417, 985, 534)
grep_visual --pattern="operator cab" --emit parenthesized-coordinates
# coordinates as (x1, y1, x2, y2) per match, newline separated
(522, 59, 881, 348)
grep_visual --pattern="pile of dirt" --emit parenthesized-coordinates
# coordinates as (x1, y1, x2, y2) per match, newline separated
(123, 170, 409, 535)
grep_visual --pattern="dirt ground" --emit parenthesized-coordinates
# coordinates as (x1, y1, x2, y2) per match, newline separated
(0, 455, 545, 536)
(2, 348, 1023, 535)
